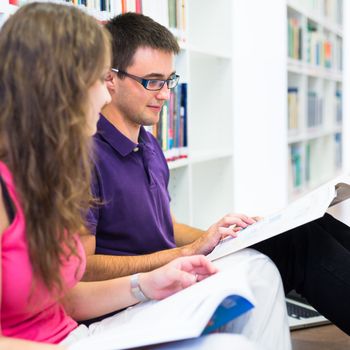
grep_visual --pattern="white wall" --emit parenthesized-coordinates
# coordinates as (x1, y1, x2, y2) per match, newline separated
(231, 0, 288, 216)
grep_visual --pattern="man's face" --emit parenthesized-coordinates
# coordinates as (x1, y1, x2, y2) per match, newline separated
(113, 47, 175, 127)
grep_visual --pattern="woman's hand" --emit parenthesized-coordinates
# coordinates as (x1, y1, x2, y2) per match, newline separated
(139, 255, 218, 300)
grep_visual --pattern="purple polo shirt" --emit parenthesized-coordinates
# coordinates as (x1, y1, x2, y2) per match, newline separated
(87, 114, 176, 256)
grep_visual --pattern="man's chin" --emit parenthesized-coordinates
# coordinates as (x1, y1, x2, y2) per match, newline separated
(141, 116, 160, 127)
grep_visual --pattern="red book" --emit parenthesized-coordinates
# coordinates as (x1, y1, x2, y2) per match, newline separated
(135, 0, 142, 13)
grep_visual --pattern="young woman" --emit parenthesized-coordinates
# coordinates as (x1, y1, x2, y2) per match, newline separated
(0, 3, 263, 349)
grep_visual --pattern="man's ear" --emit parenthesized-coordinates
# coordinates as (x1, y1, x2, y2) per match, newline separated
(105, 72, 116, 93)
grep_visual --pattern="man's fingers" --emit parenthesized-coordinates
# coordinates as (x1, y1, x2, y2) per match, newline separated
(218, 213, 257, 228)
(218, 226, 239, 238)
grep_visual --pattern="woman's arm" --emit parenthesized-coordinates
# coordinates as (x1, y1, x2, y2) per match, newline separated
(61, 276, 137, 321)
(62, 255, 218, 321)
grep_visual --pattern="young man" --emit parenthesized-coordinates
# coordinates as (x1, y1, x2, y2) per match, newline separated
(83, 13, 291, 349)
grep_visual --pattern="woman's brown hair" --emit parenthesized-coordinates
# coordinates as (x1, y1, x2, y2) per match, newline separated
(0, 2, 110, 292)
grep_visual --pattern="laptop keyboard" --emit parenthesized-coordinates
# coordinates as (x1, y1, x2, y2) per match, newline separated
(286, 301, 321, 319)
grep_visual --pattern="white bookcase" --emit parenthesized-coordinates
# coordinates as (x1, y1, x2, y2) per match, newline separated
(287, 0, 345, 201)
(169, 0, 349, 225)
(1, 0, 349, 230)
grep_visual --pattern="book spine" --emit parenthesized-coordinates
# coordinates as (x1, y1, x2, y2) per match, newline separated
(155, 83, 187, 162)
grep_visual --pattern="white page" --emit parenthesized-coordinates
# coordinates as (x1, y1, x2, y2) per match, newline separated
(70, 268, 255, 350)
(208, 176, 350, 262)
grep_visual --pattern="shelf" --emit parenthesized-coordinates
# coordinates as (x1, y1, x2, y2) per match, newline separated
(189, 150, 233, 165)
(167, 150, 233, 171)
(289, 168, 343, 202)
(288, 125, 342, 144)
(167, 158, 189, 170)
(287, 58, 342, 81)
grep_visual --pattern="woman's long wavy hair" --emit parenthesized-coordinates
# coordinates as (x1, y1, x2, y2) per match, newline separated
(0, 2, 110, 292)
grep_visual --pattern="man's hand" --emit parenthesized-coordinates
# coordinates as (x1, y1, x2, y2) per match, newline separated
(186, 213, 257, 256)
(139, 255, 218, 300)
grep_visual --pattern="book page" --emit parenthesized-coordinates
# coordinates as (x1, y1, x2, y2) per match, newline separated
(207, 176, 349, 262)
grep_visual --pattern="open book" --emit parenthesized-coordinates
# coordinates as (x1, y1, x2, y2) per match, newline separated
(70, 268, 255, 350)
(208, 176, 350, 262)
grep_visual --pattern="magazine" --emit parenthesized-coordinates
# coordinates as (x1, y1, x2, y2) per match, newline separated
(70, 268, 255, 350)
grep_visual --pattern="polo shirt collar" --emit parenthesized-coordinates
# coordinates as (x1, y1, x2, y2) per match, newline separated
(96, 114, 154, 157)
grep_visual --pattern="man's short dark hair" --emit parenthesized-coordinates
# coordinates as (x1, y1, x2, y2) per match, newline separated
(105, 12, 180, 73)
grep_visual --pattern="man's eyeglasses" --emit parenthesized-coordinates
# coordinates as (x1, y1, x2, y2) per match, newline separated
(111, 68, 180, 91)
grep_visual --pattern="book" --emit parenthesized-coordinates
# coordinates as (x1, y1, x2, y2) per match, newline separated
(207, 176, 350, 262)
(69, 268, 254, 350)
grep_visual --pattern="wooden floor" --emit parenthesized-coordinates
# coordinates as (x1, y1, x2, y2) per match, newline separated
(291, 325, 350, 350)
(290, 200, 350, 349)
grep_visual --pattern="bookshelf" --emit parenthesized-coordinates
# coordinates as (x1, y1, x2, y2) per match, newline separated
(287, 0, 345, 199)
(1, 0, 349, 229)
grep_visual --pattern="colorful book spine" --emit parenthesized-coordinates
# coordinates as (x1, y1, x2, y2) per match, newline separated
(288, 17, 302, 60)
(306, 23, 335, 69)
(290, 144, 303, 189)
(335, 90, 342, 124)
(334, 132, 342, 169)
(148, 83, 188, 162)
(288, 87, 299, 130)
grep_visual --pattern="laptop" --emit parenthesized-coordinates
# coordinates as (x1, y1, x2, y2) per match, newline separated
(286, 290, 331, 330)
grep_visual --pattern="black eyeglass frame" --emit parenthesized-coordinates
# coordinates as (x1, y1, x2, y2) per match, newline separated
(111, 68, 180, 91)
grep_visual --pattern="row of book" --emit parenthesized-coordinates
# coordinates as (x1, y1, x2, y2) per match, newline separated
(114, 0, 186, 36)
(291, 0, 343, 24)
(5, 0, 186, 39)
(306, 23, 342, 69)
(288, 16, 342, 70)
(307, 91, 323, 128)
(324, 0, 343, 24)
(146, 83, 188, 163)
(310, 0, 343, 24)
(288, 87, 342, 130)
(289, 133, 342, 190)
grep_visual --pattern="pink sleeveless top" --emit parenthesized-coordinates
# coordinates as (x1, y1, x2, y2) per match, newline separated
(0, 161, 86, 343)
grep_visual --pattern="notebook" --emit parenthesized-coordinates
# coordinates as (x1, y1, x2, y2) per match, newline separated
(286, 291, 330, 330)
